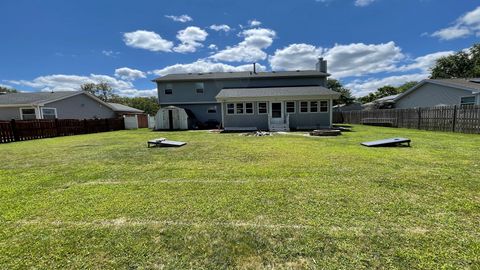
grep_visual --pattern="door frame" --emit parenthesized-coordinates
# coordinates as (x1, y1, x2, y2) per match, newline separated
(269, 101, 284, 121)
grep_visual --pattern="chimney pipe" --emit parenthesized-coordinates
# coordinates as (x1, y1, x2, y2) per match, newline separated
(316, 58, 327, 73)
(253, 63, 256, 74)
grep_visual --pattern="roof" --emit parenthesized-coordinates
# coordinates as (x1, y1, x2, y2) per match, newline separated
(108, 103, 144, 113)
(0, 91, 81, 105)
(216, 86, 340, 101)
(375, 94, 399, 102)
(394, 78, 480, 102)
(153, 70, 329, 82)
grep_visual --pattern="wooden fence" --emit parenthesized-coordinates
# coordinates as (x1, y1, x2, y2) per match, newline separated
(0, 118, 125, 143)
(334, 105, 480, 134)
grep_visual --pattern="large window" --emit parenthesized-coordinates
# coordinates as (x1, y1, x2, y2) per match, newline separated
(310, 101, 318, 112)
(227, 103, 254, 115)
(258, 102, 267, 114)
(286, 101, 295, 113)
(20, 108, 37, 120)
(195, 82, 204, 94)
(461, 96, 475, 106)
(320, 101, 328, 112)
(164, 83, 173, 95)
(41, 108, 57, 119)
(236, 103, 244, 114)
(245, 103, 254, 114)
(300, 101, 308, 113)
(227, 103, 235, 114)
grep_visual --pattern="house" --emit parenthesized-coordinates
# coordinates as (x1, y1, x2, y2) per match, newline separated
(362, 94, 399, 110)
(153, 58, 340, 131)
(391, 79, 480, 109)
(0, 91, 143, 121)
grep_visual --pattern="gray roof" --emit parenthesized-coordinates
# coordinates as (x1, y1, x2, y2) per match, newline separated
(429, 78, 480, 91)
(375, 94, 399, 102)
(108, 103, 144, 113)
(216, 86, 340, 100)
(154, 70, 329, 82)
(0, 91, 80, 105)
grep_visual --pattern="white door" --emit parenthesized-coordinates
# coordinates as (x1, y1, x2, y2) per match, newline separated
(270, 102, 284, 124)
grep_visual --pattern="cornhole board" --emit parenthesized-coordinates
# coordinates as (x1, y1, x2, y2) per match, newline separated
(361, 137, 411, 147)
(148, 138, 186, 148)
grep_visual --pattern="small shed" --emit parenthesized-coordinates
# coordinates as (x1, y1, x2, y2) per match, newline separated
(155, 106, 188, 130)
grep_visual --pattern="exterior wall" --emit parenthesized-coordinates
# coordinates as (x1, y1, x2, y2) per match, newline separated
(0, 107, 23, 120)
(157, 76, 326, 125)
(221, 100, 331, 130)
(47, 93, 116, 119)
(395, 83, 473, 109)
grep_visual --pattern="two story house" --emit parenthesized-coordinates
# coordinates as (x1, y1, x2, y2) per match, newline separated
(153, 58, 340, 131)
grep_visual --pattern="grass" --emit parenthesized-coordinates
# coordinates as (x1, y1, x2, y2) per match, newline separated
(0, 125, 479, 269)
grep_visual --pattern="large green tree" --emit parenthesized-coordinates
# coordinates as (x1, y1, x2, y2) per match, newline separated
(80, 82, 113, 102)
(110, 96, 160, 115)
(327, 78, 355, 105)
(431, 44, 480, 79)
(0, 86, 18, 93)
(357, 81, 418, 104)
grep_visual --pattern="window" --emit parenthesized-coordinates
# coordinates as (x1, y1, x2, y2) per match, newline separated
(236, 103, 244, 114)
(207, 106, 217, 114)
(258, 102, 267, 114)
(286, 101, 295, 113)
(41, 108, 57, 119)
(227, 103, 235, 114)
(310, 101, 318, 112)
(195, 82, 204, 94)
(461, 96, 475, 106)
(20, 108, 37, 120)
(320, 101, 328, 112)
(300, 101, 308, 113)
(245, 103, 254, 114)
(164, 83, 173, 95)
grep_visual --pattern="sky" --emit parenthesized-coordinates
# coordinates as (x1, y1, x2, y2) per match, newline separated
(0, 0, 479, 97)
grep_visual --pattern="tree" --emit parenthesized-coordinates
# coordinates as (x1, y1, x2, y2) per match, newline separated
(0, 86, 17, 93)
(326, 78, 355, 105)
(80, 83, 96, 96)
(80, 82, 113, 102)
(375, 85, 398, 98)
(357, 81, 418, 104)
(110, 96, 160, 115)
(396, 81, 417, 93)
(431, 44, 480, 79)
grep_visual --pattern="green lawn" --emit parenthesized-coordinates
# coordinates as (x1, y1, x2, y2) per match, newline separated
(0, 126, 479, 269)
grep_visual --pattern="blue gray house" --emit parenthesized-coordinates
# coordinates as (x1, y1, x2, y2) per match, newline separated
(153, 59, 340, 131)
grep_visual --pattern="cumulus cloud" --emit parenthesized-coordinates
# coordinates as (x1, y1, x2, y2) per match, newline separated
(150, 60, 265, 76)
(123, 30, 174, 52)
(208, 44, 218, 50)
(398, 51, 455, 72)
(346, 73, 429, 97)
(209, 24, 231, 32)
(209, 28, 276, 62)
(165, 14, 193, 23)
(116, 88, 157, 97)
(269, 41, 404, 78)
(173, 26, 208, 53)
(431, 6, 480, 40)
(102, 50, 120, 57)
(354, 0, 376, 7)
(248, 19, 262, 27)
(114, 67, 146, 81)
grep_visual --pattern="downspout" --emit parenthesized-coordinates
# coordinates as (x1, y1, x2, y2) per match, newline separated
(221, 101, 225, 129)
(329, 98, 333, 128)
(36, 105, 42, 119)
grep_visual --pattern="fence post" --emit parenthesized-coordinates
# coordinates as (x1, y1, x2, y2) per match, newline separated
(417, 108, 422, 130)
(10, 119, 19, 142)
(452, 105, 457, 132)
(83, 119, 88, 134)
(55, 118, 60, 137)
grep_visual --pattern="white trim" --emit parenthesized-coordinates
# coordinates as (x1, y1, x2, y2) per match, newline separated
(160, 101, 219, 105)
(216, 95, 339, 103)
(225, 102, 254, 115)
(41, 107, 58, 119)
(285, 101, 296, 114)
(245, 102, 254, 115)
(299, 100, 329, 114)
(19, 107, 38, 120)
(269, 101, 284, 119)
(257, 101, 268, 114)
(226, 103, 235, 115)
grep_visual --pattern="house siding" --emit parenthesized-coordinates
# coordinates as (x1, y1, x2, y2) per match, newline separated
(395, 83, 473, 109)
(47, 93, 116, 119)
(157, 77, 326, 124)
(0, 107, 23, 120)
(170, 103, 222, 124)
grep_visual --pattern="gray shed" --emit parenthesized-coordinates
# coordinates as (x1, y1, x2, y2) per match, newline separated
(154, 106, 188, 130)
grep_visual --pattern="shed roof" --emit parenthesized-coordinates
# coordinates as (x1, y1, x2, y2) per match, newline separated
(153, 70, 329, 82)
(108, 103, 144, 113)
(216, 86, 340, 101)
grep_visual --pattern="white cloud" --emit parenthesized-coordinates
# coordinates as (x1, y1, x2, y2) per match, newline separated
(165, 14, 193, 23)
(114, 67, 146, 81)
(102, 50, 120, 57)
(346, 73, 428, 97)
(173, 26, 208, 53)
(398, 51, 455, 72)
(354, 0, 376, 7)
(269, 41, 404, 78)
(208, 44, 218, 50)
(431, 6, 480, 40)
(116, 88, 157, 97)
(150, 60, 265, 76)
(209, 28, 276, 62)
(269, 44, 323, 70)
(209, 24, 231, 32)
(123, 30, 174, 52)
(248, 19, 262, 27)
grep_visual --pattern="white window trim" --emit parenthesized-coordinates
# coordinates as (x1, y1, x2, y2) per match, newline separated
(286, 101, 296, 114)
(41, 107, 58, 119)
(195, 82, 204, 94)
(299, 101, 310, 114)
(245, 102, 254, 115)
(257, 102, 268, 115)
(319, 100, 329, 113)
(19, 107, 39, 120)
(226, 102, 255, 115)
(299, 100, 329, 113)
(226, 103, 235, 115)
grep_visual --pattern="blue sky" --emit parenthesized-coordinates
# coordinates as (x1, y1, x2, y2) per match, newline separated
(0, 0, 479, 97)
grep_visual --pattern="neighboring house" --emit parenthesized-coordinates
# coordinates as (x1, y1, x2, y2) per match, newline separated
(0, 91, 142, 121)
(108, 102, 144, 116)
(153, 58, 340, 131)
(391, 79, 480, 109)
(363, 94, 399, 110)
